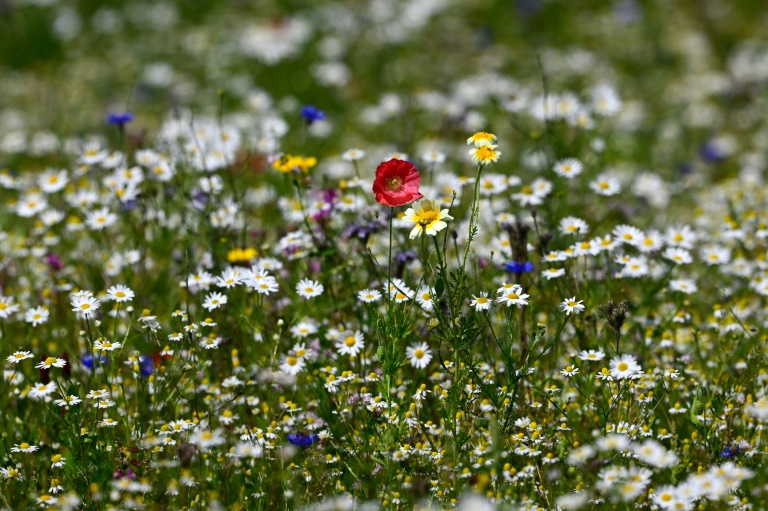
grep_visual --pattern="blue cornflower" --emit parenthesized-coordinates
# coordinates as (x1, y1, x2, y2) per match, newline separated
(287, 432, 319, 449)
(139, 355, 153, 377)
(107, 112, 134, 126)
(719, 445, 739, 459)
(300, 105, 325, 124)
(699, 141, 726, 164)
(81, 354, 107, 369)
(505, 261, 534, 275)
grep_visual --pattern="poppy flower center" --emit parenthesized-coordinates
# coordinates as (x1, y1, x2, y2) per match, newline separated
(386, 177, 403, 192)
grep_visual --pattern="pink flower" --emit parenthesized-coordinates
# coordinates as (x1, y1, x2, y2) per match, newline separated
(372, 159, 423, 207)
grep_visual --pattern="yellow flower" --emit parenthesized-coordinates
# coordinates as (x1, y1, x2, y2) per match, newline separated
(403, 199, 453, 239)
(226, 247, 257, 263)
(272, 155, 317, 174)
(467, 132, 498, 147)
(469, 145, 501, 166)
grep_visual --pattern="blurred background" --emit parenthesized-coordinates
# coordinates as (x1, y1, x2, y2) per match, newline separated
(0, 0, 767, 178)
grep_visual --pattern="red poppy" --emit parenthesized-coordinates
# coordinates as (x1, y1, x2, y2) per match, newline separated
(372, 159, 423, 207)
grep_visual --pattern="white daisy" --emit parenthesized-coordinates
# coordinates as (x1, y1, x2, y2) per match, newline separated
(406, 342, 433, 369)
(296, 278, 324, 299)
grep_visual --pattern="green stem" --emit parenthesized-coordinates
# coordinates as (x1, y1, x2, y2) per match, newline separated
(388, 207, 394, 304)
(461, 164, 484, 273)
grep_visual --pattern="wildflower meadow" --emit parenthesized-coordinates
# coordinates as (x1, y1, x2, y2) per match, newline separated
(2, 0, 768, 509)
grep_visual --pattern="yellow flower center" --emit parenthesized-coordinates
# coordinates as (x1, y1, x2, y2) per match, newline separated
(414, 349, 424, 359)
(471, 132, 494, 142)
(507, 293, 519, 300)
(287, 356, 298, 366)
(115, 291, 125, 297)
(417, 209, 439, 226)
(44, 357, 56, 365)
(475, 146, 496, 160)
(617, 362, 629, 371)
(345, 337, 357, 347)
(20, 443, 30, 449)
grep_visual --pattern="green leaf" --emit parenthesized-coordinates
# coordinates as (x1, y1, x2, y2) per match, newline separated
(435, 276, 445, 298)
(690, 395, 701, 426)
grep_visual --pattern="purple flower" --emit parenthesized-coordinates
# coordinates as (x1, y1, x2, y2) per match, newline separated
(300, 105, 325, 124)
(321, 188, 338, 204)
(395, 250, 417, 264)
(113, 468, 136, 479)
(46, 253, 64, 272)
(344, 219, 385, 240)
(107, 112, 134, 126)
(699, 141, 726, 164)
